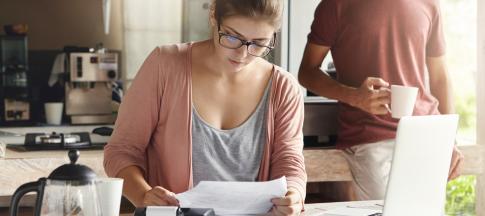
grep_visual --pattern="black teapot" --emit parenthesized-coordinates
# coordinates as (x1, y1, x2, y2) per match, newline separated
(10, 149, 102, 216)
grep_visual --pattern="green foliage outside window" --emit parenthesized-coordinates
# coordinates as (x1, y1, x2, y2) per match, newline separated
(445, 91, 476, 215)
(446, 175, 476, 215)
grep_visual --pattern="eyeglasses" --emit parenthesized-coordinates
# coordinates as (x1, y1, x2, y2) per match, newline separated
(217, 26, 276, 57)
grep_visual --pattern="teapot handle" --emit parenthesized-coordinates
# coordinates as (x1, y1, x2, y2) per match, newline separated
(9, 178, 46, 216)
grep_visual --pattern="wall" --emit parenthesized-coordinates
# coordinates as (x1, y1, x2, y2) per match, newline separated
(123, 0, 182, 79)
(0, 0, 123, 50)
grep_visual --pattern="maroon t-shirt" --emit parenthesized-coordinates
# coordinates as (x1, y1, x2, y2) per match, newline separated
(308, 0, 445, 149)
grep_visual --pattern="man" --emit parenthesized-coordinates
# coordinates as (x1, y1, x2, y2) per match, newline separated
(298, 0, 464, 200)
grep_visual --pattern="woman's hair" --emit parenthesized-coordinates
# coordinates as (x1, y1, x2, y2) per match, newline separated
(212, 0, 284, 30)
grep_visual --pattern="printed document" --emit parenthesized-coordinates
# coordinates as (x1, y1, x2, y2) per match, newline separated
(175, 177, 288, 215)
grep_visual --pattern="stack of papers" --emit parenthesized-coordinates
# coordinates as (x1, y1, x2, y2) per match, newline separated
(176, 177, 288, 215)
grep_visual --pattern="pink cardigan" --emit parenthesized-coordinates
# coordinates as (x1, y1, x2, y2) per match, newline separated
(104, 43, 307, 199)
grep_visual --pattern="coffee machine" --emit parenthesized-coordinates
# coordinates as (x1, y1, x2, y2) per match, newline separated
(65, 51, 120, 124)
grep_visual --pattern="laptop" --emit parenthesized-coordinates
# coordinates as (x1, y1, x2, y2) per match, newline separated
(323, 114, 459, 216)
(383, 114, 459, 215)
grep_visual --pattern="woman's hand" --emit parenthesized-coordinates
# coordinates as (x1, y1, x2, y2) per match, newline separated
(142, 186, 179, 206)
(270, 188, 303, 216)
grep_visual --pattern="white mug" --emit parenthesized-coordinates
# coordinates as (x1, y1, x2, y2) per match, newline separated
(0, 141, 5, 158)
(391, 85, 418, 118)
(96, 178, 124, 216)
(44, 102, 63, 125)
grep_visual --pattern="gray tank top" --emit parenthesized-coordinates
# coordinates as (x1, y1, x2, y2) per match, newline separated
(192, 79, 272, 186)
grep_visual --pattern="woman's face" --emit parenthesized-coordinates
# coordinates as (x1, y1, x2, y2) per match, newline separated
(211, 16, 276, 73)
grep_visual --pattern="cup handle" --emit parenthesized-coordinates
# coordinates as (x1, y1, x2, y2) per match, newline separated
(9, 178, 46, 216)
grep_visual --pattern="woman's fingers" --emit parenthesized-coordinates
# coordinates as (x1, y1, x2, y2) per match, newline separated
(143, 186, 179, 206)
(270, 189, 302, 216)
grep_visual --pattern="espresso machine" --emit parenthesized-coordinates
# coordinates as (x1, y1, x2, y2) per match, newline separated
(65, 51, 120, 124)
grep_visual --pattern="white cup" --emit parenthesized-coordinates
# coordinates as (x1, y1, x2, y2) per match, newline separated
(391, 85, 419, 118)
(96, 178, 124, 216)
(44, 102, 63, 125)
(0, 141, 6, 158)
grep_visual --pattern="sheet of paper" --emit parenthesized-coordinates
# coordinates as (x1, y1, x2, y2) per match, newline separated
(146, 206, 178, 216)
(322, 205, 382, 216)
(175, 177, 288, 215)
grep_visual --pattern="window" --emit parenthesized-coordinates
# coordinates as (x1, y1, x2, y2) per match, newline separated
(442, 0, 477, 146)
(442, 0, 484, 214)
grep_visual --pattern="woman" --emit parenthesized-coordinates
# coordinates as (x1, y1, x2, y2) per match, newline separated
(104, 0, 306, 215)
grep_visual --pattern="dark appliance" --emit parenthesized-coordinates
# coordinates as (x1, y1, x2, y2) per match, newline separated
(134, 207, 216, 216)
(8, 131, 105, 151)
(0, 35, 30, 125)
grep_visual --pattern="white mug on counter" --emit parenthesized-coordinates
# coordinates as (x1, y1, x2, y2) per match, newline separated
(0, 141, 5, 158)
(96, 177, 124, 216)
(391, 85, 418, 119)
(44, 102, 63, 125)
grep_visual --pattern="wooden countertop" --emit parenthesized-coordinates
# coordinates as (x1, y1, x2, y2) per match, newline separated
(0, 147, 352, 199)
(2, 147, 104, 159)
(0, 148, 107, 202)
(304, 148, 352, 182)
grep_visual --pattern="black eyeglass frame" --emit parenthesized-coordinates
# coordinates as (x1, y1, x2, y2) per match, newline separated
(217, 24, 277, 57)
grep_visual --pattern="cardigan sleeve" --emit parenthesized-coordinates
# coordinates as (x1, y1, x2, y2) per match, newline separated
(270, 74, 307, 201)
(104, 47, 163, 178)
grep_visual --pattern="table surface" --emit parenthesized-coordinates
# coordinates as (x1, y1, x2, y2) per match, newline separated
(118, 200, 383, 216)
(1, 200, 382, 216)
(304, 200, 383, 215)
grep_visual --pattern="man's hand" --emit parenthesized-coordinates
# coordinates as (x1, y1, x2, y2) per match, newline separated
(270, 188, 302, 216)
(142, 186, 179, 206)
(348, 77, 391, 115)
(448, 145, 464, 181)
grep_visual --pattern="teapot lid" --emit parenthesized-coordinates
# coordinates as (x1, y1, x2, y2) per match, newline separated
(48, 149, 97, 184)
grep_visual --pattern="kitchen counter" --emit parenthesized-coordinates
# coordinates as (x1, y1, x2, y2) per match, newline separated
(0, 146, 353, 207)
(0, 122, 354, 208)
(0, 148, 107, 206)
(0, 125, 112, 207)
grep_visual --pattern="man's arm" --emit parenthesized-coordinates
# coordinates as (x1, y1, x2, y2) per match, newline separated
(298, 43, 353, 101)
(427, 56, 464, 181)
(427, 56, 455, 114)
(298, 43, 391, 115)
